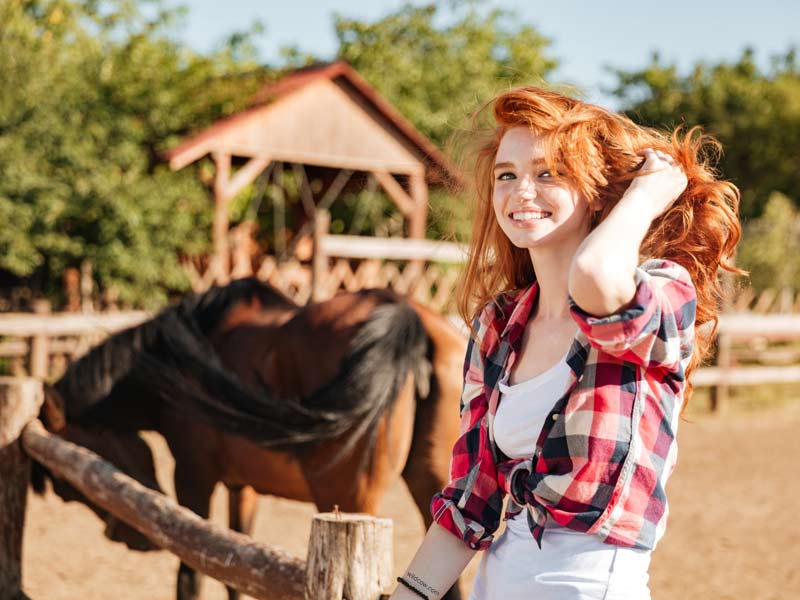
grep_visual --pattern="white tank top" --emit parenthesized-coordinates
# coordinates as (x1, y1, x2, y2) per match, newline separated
(494, 352, 572, 460)
(470, 352, 652, 600)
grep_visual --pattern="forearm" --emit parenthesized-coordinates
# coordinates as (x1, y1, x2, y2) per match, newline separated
(569, 191, 657, 316)
(390, 522, 478, 599)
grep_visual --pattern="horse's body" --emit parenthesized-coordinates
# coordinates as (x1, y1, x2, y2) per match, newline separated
(39, 278, 466, 600)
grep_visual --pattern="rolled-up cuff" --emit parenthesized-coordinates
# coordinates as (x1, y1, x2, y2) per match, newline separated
(430, 495, 494, 551)
(568, 268, 656, 350)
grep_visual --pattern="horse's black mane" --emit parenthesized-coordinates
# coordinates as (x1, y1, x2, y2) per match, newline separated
(55, 277, 430, 469)
(56, 277, 295, 418)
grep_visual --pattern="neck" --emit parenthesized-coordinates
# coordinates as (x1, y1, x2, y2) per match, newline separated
(528, 237, 583, 320)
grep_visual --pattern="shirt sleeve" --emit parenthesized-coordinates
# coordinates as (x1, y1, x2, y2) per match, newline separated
(567, 259, 697, 373)
(429, 301, 505, 551)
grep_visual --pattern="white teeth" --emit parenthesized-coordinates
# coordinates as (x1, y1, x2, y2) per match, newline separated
(511, 211, 551, 221)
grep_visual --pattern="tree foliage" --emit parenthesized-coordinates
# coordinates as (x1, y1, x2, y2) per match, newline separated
(0, 0, 267, 307)
(737, 192, 800, 291)
(610, 49, 800, 219)
(335, 1, 558, 148)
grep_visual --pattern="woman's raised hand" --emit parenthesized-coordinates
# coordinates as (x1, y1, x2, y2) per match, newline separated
(623, 148, 688, 219)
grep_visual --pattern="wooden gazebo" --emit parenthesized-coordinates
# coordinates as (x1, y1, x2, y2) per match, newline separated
(165, 61, 460, 286)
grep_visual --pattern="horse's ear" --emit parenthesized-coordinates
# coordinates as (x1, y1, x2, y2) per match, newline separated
(41, 384, 67, 432)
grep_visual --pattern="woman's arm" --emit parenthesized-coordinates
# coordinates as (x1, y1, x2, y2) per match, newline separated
(568, 148, 687, 317)
(390, 523, 477, 599)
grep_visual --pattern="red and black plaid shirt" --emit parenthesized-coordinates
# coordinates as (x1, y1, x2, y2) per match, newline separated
(431, 259, 696, 551)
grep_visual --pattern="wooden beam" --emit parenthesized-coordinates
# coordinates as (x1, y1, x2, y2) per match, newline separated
(373, 171, 415, 217)
(21, 419, 306, 600)
(0, 312, 149, 338)
(693, 365, 800, 387)
(224, 156, 271, 202)
(716, 314, 800, 337)
(207, 146, 421, 177)
(319, 235, 467, 263)
(168, 140, 212, 171)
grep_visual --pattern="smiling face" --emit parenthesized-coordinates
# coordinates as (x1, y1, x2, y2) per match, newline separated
(492, 126, 593, 252)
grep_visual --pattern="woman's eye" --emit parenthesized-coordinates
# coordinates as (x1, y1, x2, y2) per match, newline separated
(497, 172, 516, 181)
(538, 170, 553, 178)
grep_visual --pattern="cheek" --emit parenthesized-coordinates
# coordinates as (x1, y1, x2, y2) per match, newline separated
(491, 189, 505, 220)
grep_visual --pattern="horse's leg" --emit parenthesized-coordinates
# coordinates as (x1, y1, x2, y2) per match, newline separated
(174, 459, 217, 600)
(226, 485, 259, 600)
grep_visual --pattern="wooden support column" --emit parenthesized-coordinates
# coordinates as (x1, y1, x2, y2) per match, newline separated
(311, 209, 331, 303)
(305, 512, 393, 600)
(710, 334, 732, 413)
(407, 171, 429, 240)
(405, 171, 430, 292)
(212, 153, 271, 285)
(29, 300, 51, 380)
(0, 378, 44, 600)
(711, 258, 736, 414)
(213, 152, 233, 284)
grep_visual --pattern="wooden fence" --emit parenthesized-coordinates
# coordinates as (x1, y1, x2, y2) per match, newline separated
(184, 209, 469, 311)
(3, 303, 800, 414)
(0, 378, 393, 600)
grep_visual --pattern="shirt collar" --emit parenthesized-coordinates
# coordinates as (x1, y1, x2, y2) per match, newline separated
(500, 280, 539, 339)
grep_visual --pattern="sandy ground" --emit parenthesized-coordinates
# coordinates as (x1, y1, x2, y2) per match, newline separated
(20, 403, 800, 600)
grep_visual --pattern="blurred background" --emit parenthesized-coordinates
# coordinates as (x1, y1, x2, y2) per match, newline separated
(2, 1, 798, 598)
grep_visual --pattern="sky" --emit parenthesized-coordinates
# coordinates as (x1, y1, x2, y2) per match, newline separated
(164, 0, 798, 109)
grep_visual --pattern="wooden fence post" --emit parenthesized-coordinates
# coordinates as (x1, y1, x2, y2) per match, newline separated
(305, 512, 393, 600)
(0, 378, 44, 600)
(312, 209, 331, 303)
(710, 333, 731, 413)
(29, 300, 51, 380)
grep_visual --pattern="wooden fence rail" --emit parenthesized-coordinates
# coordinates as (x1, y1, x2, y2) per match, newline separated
(4, 300, 800, 413)
(0, 378, 393, 600)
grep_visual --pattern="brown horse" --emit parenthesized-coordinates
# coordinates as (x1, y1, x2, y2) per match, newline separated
(36, 277, 466, 600)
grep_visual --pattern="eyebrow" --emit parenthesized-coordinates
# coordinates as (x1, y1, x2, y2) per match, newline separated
(493, 158, 548, 170)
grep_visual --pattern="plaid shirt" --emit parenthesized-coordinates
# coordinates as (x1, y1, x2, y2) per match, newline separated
(430, 259, 696, 551)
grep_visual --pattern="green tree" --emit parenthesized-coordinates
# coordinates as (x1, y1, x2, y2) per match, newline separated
(610, 49, 800, 219)
(335, 1, 558, 148)
(737, 192, 800, 291)
(0, 0, 268, 308)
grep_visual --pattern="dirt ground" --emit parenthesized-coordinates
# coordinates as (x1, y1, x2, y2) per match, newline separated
(20, 402, 800, 600)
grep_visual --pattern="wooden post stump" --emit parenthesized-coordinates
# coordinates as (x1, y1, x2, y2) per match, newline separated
(0, 378, 44, 600)
(305, 512, 393, 600)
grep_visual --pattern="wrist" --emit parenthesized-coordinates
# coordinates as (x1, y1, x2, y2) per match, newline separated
(617, 187, 666, 223)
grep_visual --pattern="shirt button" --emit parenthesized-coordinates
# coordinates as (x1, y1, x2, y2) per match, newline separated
(552, 413, 559, 421)
(469, 542, 478, 549)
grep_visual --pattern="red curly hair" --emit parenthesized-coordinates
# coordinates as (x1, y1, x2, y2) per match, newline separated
(455, 86, 743, 405)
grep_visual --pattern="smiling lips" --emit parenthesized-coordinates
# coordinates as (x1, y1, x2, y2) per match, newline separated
(510, 210, 551, 221)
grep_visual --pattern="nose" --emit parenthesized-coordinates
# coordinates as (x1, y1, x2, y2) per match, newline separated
(515, 176, 537, 200)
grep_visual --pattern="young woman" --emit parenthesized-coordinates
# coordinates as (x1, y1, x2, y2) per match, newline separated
(390, 87, 741, 600)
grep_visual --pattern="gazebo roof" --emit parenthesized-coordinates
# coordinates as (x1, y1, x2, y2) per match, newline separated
(165, 61, 461, 187)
